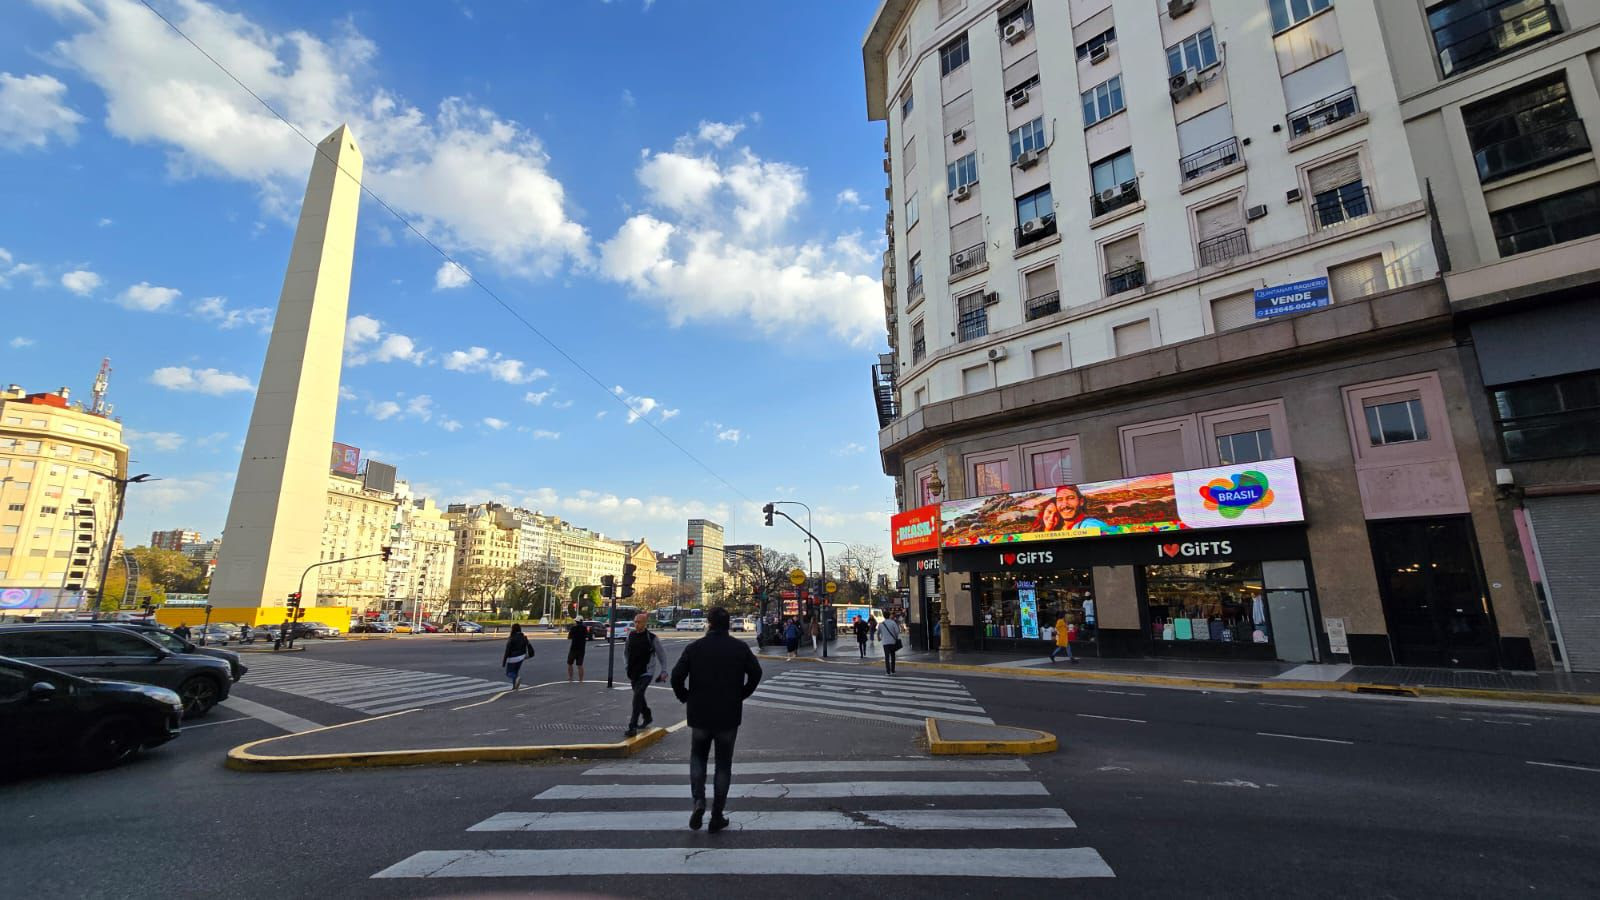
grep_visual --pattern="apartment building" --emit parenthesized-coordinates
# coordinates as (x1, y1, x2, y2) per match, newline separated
(447, 504, 520, 612)
(150, 529, 201, 551)
(1373, 0, 1600, 672)
(317, 469, 400, 610)
(866, 0, 1546, 669)
(386, 483, 456, 620)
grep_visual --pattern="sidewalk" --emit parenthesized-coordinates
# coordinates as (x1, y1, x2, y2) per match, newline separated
(761, 639, 1600, 706)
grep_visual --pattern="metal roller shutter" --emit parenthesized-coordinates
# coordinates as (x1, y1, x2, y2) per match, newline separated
(1527, 495, 1600, 672)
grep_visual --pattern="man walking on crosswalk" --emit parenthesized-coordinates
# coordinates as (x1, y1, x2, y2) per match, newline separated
(670, 606, 763, 833)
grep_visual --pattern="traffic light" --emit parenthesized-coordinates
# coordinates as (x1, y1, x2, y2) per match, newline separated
(287, 592, 301, 610)
(763, 503, 774, 526)
(381, 545, 392, 562)
(600, 575, 615, 600)
(686, 539, 696, 556)
(620, 563, 637, 600)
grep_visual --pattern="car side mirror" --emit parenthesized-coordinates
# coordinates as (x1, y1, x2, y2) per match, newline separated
(29, 681, 58, 701)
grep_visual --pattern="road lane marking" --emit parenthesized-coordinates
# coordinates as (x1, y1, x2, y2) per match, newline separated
(1526, 760, 1600, 774)
(1087, 689, 1146, 696)
(470, 807, 1077, 832)
(218, 696, 322, 733)
(754, 686, 985, 717)
(535, 781, 1049, 800)
(1259, 703, 1308, 709)
(583, 759, 1032, 776)
(373, 847, 1115, 879)
(1076, 714, 1146, 723)
(179, 715, 253, 730)
(1257, 732, 1353, 745)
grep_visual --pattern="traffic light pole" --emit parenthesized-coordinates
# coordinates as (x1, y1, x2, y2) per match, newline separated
(286, 548, 390, 650)
(768, 509, 828, 659)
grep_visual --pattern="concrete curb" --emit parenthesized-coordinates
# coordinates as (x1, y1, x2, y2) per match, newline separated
(925, 717, 1058, 755)
(788, 655, 1600, 707)
(225, 711, 669, 772)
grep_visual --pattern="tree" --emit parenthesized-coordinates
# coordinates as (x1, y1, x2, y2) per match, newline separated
(508, 559, 563, 619)
(570, 584, 601, 619)
(126, 547, 201, 593)
(451, 567, 511, 616)
(725, 548, 803, 618)
(635, 582, 678, 611)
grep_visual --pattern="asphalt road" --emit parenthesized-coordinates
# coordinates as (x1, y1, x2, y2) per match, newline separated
(4, 635, 1599, 898)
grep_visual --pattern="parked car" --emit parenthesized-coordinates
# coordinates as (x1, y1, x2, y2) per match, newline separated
(113, 624, 248, 683)
(289, 622, 340, 640)
(0, 625, 233, 717)
(584, 620, 607, 641)
(730, 617, 754, 633)
(187, 624, 238, 646)
(443, 621, 483, 634)
(675, 618, 708, 632)
(0, 656, 183, 770)
(349, 622, 388, 634)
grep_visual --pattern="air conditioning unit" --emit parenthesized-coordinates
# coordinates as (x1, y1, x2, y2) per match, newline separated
(987, 346, 1009, 361)
(1020, 217, 1048, 235)
(1098, 185, 1121, 204)
(953, 184, 973, 202)
(984, 291, 1001, 306)
(1089, 44, 1110, 64)
(1246, 204, 1269, 221)
(1003, 21, 1029, 43)
(1010, 88, 1030, 108)
(951, 127, 967, 143)
(953, 249, 974, 268)
(1168, 0, 1195, 17)
(1014, 149, 1040, 170)
(1286, 188, 1303, 203)
(1169, 68, 1200, 101)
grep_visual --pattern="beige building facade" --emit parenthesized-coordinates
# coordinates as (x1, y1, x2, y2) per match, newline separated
(448, 504, 519, 613)
(317, 470, 400, 610)
(386, 484, 455, 620)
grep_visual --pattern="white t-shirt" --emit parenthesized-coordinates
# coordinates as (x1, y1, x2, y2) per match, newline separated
(878, 619, 901, 644)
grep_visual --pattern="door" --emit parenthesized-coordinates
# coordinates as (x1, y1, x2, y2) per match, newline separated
(88, 630, 175, 688)
(1369, 517, 1500, 668)
(1265, 590, 1317, 663)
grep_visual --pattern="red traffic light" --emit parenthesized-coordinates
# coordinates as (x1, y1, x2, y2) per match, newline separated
(687, 539, 696, 556)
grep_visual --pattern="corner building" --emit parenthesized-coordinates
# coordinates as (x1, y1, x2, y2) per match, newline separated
(866, 0, 1547, 669)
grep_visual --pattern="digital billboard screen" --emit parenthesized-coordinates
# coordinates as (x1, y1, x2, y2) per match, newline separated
(890, 503, 941, 557)
(331, 442, 361, 475)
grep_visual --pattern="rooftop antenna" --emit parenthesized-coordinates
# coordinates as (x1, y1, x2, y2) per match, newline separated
(90, 357, 111, 416)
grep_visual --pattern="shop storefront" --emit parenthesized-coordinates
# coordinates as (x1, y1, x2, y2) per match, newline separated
(973, 568, 1096, 653)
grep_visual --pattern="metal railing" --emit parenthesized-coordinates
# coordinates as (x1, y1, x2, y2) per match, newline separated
(950, 242, 986, 277)
(1434, 0, 1559, 77)
(957, 305, 989, 342)
(1179, 137, 1241, 181)
(1024, 291, 1061, 321)
(908, 277, 925, 305)
(1197, 228, 1249, 267)
(1288, 86, 1359, 138)
(1014, 213, 1058, 248)
(871, 359, 898, 427)
(1493, 188, 1600, 256)
(912, 337, 926, 363)
(1473, 118, 1588, 182)
(1090, 179, 1141, 217)
(1105, 261, 1146, 295)
(1312, 185, 1372, 229)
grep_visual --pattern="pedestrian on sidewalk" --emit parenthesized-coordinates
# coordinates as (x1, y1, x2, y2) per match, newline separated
(809, 619, 821, 653)
(625, 613, 670, 737)
(867, 614, 877, 644)
(784, 619, 800, 660)
(878, 615, 901, 675)
(1050, 611, 1077, 664)
(566, 617, 588, 682)
(502, 623, 534, 690)
(853, 616, 870, 658)
(670, 606, 762, 834)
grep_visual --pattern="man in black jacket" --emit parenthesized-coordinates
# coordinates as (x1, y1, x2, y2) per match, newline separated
(624, 613, 669, 737)
(670, 606, 762, 833)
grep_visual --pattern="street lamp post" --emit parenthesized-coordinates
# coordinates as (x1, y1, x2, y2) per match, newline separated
(926, 467, 954, 655)
(90, 473, 156, 621)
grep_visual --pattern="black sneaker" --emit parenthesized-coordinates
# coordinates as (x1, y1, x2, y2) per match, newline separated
(624, 728, 637, 738)
(689, 807, 705, 831)
(641, 715, 653, 728)
(708, 813, 730, 833)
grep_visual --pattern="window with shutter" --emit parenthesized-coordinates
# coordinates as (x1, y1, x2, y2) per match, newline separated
(1176, 104, 1234, 157)
(1024, 264, 1057, 298)
(1130, 428, 1185, 473)
(1194, 199, 1242, 240)
(1031, 343, 1064, 377)
(962, 364, 995, 395)
(943, 92, 975, 135)
(1307, 155, 1362, 194)
(1211, 292, 1256, 332)
(1003, 54, 1040, 94)
(1103, 234, 1141, 269)
(1329, 255, 1388, 302)
(950, 215, 984, 253)
(1114, 319, 1153, 356)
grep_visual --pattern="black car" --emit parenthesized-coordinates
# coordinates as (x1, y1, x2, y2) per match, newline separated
(114, 624, 248, 683)
(584, 620, 607, 641)
(0, 624, 233, 717)
(0, 656, 183, 770)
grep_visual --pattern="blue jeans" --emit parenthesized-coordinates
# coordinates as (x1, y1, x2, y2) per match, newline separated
(1049, 643, 1073, 661)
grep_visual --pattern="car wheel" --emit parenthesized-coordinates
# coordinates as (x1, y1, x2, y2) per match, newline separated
(177, 676, 222, 718)
(76, 715, 143, 770)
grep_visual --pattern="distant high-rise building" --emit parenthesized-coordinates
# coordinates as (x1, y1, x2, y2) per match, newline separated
(151, 529, 202, 551)
(683, 519, 725, 606)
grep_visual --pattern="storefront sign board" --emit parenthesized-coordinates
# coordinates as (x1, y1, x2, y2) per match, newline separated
(891, 504, 942, 557)
(1018, 581, 1039, 639)
(1324, 617, 1348, 655)
(1254, 277, 1329, 320)
(945, 525, 1311, 573)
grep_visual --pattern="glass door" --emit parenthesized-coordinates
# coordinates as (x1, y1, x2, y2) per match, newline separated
(1369, 517, 1500, 668)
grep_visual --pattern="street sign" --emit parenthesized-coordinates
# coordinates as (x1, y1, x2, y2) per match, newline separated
(788, 568, 806, 586)
(825, 581, 838, 594)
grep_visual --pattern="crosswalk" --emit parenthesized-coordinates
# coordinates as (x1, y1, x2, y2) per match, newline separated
(748, 664, 994, 726)
(372, 755, 1115, 883)
(238, 655, 505, 714)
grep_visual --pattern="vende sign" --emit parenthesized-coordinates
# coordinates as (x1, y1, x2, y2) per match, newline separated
(891, 503, 941, 557)
(1254, 276, 1330, 320)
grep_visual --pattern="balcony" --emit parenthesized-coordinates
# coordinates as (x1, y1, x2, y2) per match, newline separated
(1197, 228, 1249, 267)
(950, 242, 986, 278)
(1014, 213, 1057, 248)
(1435, 0, 1560, 78)
(912, 337, 927, 364)
(1288, 87, 1358, 139)
(1474, 118, 1589, 182)
(1090, 179, 1141, 217)
(1313, 185, 1372, 229)
(871, 354, 898, 427)
(957, 304, 989, 343)
(908, 277, 925, 306)
(1105, 261, 1146, 295)
(1180, 137, 1241, 182)
(1024, 291, 1061, 321)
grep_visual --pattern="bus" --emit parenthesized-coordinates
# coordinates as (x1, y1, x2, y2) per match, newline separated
(594, 605, 640, 638)
(654, 606, 703, 628)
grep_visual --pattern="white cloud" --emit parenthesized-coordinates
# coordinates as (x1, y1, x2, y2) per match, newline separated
(122, 428, 185, 451)
(97, 217, 113, 227)
(0, 72, 84, 150)
(9, 337, 35, 348)
(552, 399, 573, 409)
(836, 442, 866, 456)
(482, 416, 508, 430)
(367, 400, 401, 421)
(434, 260, 471, 290)
(443, 345, 545, 384)
(439, 418, 462, 432)
(716, 427, 741, 443)
(345, 314, 424, 365)
(366, 392, 435, 424)
(149, 366, 254, 395)
(696, 120, 744, 148)
(0, 247, 47, 289)
(117, 282, 180, 312)
(60, 269, 102, 295)
(40, 0, 588, 274)
(595, 410, 607, 420)
(835, 188, 869, 211)
(523, 389, 552, 406)
(637, 151, 722, 215)
(405, 395, 435, 421)
(194, 295, 271, 330)
(530, 429, 560, 440)
(624, 394, 657, 423)
(658, 408, 679, 422)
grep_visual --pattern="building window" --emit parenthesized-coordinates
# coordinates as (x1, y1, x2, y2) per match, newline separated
(909, 253, 925, 305)
(1090, 149, 1139, 216)
(1082, 76, 1125, 127)
(1167, 27, 1219, 77)
(901, 92, 914, 119)
(1023, 264, 1060, 320)
(897, 35, 909, 68)
(906, 192, 920, 229)
(912, 319, 927, 363)
(1329, 255, 1389, 302)
(1024, 438, 1077, 489)
(1014, 186, 1056, 245)
(1216, 428, 1275, 465)
(957, 290, 989, 342)
(999, 2, 1034, 33)
(1492, 370, 1600, 461)
(1490, 185, 1600, 256)
(1428, 0, 1560, 78)
(1009, 117, 1046, 162)
(938, 0, 966, 19)
(1465, 76, 1588, 183)
(1271, 0, 1332, 32)
(940, 33, 970, 76)
(1364, 396, 1429, 446)
(1307, 155, 1369, 228)
(1075, 27, 1116, 59)
(947, 152, 979, 192)
(1113, 318, 1154, 355)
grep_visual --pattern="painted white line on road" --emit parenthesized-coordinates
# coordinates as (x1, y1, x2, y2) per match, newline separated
(1259, 703, 1308, 709)
(789, 669, 964, 690)
(983, 658, 1054, 667)
(745, 698, 989, 728)
(766, 676, 975, 700)
(1076, 713, 1146, 724)
(755, 686, 985, 717)
(218, 696, 322, 733)
(1526, 760, 1600, 774)
(179, 716, 253, 731)
(374, 847, 1115, 879)
(665, 718, 690, 734)
(470, 807, 1076, 832)
(1257, 732, 1354, 745)
(363, 684, 506, 714)
(1087, 689, 1146, 697)
(536, 781, 1049, 800)
(584, 759, 1032, 776)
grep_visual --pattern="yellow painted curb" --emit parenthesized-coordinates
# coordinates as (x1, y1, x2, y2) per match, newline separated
(225, 712, 668, 772)
(925, 717, 1058, 756)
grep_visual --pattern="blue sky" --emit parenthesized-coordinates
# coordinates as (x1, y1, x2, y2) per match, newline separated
(1, 0, 894, 564)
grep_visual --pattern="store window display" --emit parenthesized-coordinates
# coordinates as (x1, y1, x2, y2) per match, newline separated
(977, 569, 1096, 643)
(1144, 562, 1270, 645)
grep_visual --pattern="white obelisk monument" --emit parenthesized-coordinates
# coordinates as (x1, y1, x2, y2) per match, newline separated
(208, 125, 363, 618)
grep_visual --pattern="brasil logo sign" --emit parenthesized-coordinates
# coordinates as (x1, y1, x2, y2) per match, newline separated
(1198, 471, 1275, 519)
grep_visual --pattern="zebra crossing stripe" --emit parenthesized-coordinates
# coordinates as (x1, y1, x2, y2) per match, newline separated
(469, 807, 1077, 832)
(582, 758, 1032, 776)
(289, 675, 490, 703)
(767, 674, 975, 698)
(743, 698, 943, 727)
(754, 686, 987, 718)
(373, 847, 1115, 879)
(535, 781, 1047, 800)
(761, 679, 983, 705)
(362, 684, 506, 714)
(791, 669, 963, 689)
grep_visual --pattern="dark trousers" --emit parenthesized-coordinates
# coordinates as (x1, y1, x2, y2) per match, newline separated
(629, 676, 652, 728)
(883, 642, 898, 674)
(856, 637, 867, 658)
(689, 726, 738, 813)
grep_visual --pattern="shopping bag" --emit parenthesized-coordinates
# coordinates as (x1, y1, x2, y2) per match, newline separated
(1173, 618, 1193, 640)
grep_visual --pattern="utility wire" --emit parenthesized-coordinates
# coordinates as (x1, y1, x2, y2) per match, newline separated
(135, 0, 757, 507)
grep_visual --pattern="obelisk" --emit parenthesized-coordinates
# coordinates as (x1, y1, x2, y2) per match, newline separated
(208, 125, 363, 618)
